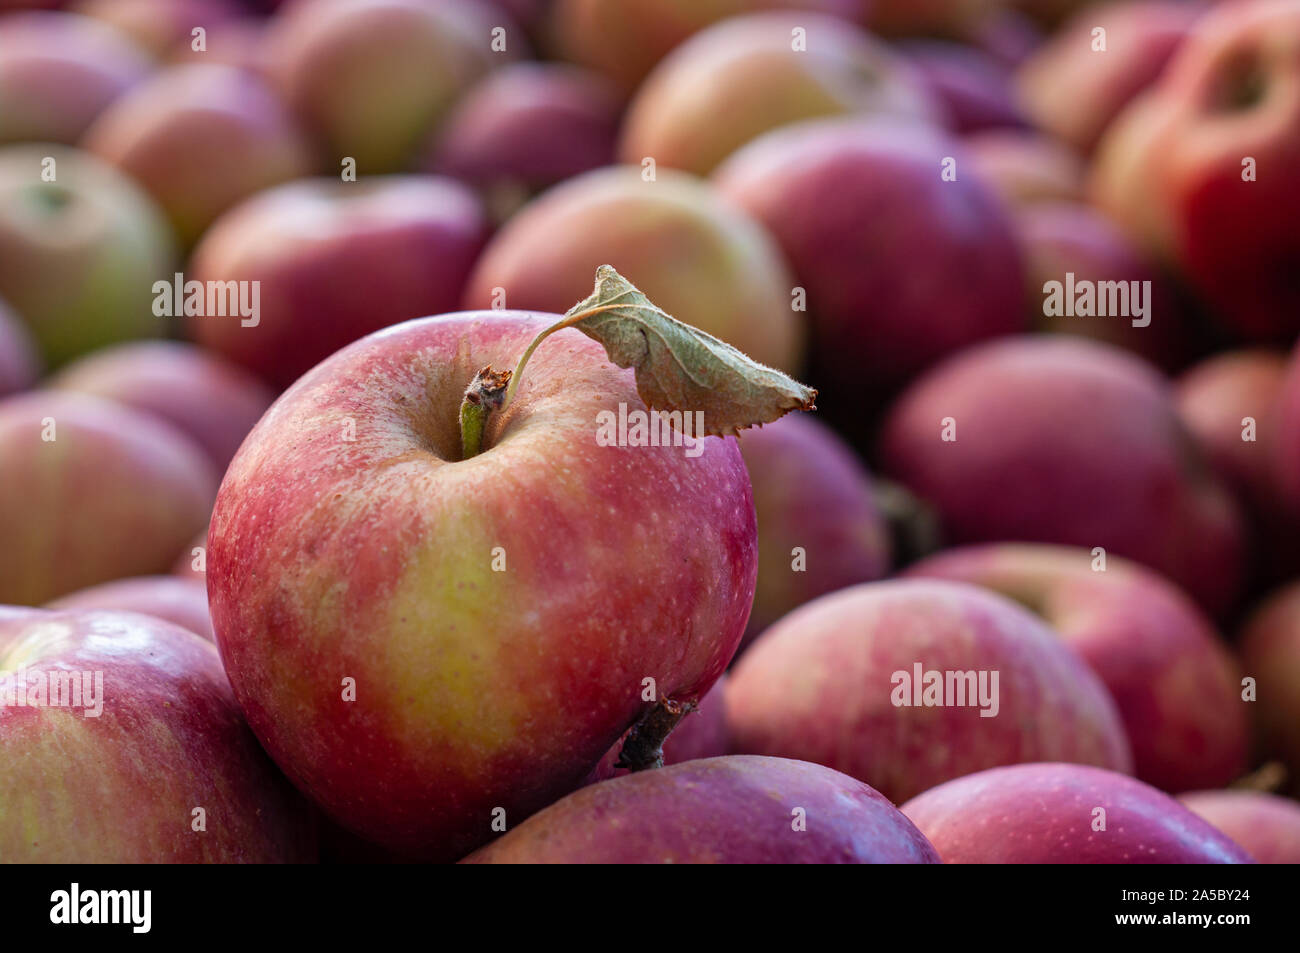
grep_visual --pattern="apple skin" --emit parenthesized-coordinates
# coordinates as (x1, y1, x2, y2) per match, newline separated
(70, 0, 243, 59)
(0, 392, 217, 606)
(464, 755, 940, 864)
(714, 119, 1024, 405)
(208, 311, 757, 861)
(1238, 583, 1300, 795)
(463, 167, 803, 374)
(0, 11, 152, 146)
(1264, 343, 1300, 521)
(619, 12, 940, 177)
(738, 412, 890, 647)
(0, 610, 316, 862)
(962, 129, 1087, 209)
(1017, 1, 1198, 154)
(49, 340, 275, 472)
(727, 579, 1133, 804)
(878, 336, 1247, 617)
(0, 296, 39, 397)
(588, 675, 730, 783)
(0, 144, 177, 368)
(548, 0, 869, 95)
(47, 575, 214, 641)
(907, 544, 1248, 792)
(264, 0, 508, 174)
(900, 40, 1027, 134)
(1179, 790, 1300, 864)
(189, 175, 490, 389)
(1091, 0, 1300, 343)
(1014, 201, 1188, 370)
(901, 763, 1255, 863)
(82, 64, 316, 247)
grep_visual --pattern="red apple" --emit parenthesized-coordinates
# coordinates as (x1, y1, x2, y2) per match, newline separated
(1260, 343, 1300, 520)
(188, 175, 490, 389)
(70, 0, 243, 58)
(0, 144, 177, 368)
(0, 609, 315, 861)
(207, 311, 757, 861)
(907, 544, 1249, 792)
(47, 575, 214, 641)
(962, 128, 1087, 208)
(49, 340, 275, 472)
(463, 167, 804, 374)
(902, 763, 1255, 863)
(1091, 0, 1300, 342)
(0, 391, 216, 605)
(83, 63, 315, 246)
(727, 579, 1133, 804)
(1238, 582, 1300, 794)
(0, 295, 39, 397)
(0, 11, 152, 146)
(166, 17, 270, 74)
(878, 336, 1246, 617)
(464, 756, 940, 863)
(1179, 789, 1300, 864)
(589, 675, 730, 783)
(738, 412, 890, 647)
(174, 529, 208, 582)
(900, 40, 1026, 134)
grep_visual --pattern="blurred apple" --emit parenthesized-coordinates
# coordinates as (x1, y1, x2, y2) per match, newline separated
(166, 16, 270, 73)
(902, 763, 1255, 863)
(900, 40, 1026, 133)
(465, 756, 941, 863)
(1179, 790, 1300, 864)
(1238, 582, 1300, 795)
(83, 64, 314, 246)
(265, 0, 508, 173)
(908, 544, 1249, 792)
(71, 0, 243, 58)
(1092, 0, 1300, 342)
(174, 529, 208, 582)
(1264, 343, 1300, 520)
(463, 167, 803, 373)
(47, 575, 213, 641)
(0, 296, 39, 397)
(619, 12, 939, 176)
(879, 336, 1246, 616)
(0, 144, 176, 367)
(0, 392, 216, 605)
(0, 609, 315, 861)
(962, 128, 1087, 208)
(867, 0, 1002, 36)
(727, 579, 1133, 803)
(189, 175, 490, 388)
(0, 11, 152, 145)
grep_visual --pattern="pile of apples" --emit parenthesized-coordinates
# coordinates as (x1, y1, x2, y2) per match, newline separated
(2, 0, 1300, 865)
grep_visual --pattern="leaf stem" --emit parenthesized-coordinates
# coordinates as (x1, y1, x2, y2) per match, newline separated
(501, 304, 638, 410)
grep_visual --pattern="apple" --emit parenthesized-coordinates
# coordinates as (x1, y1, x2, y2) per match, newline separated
(0, 295, 39, 397)
(738, 412, 890, 647)
(0, 11, 152, 146)
(463, 167, 803, 374)
(1091, 0, 1300, 343)
(174, 529, 208, 582)
(207, 310, 757, 861)
(0, 609, 315, 861)
(588, 675, 730, 783)
(1238, 582, 1300, 795)
(188, 174, 490, 389)
(878, 336, 1246, 617)
(714, 118, 1024, 411)
(900, 40, 1026, 134)
(964, 7, 1045, 70)
(962, 128, 1087, 209)
(424, 62, 622, 218)
(47, 575, 214, 642)
(49, 340, 274, 472)
(1179, 790, 1300, 864)
(264, 0, 509, 173)
(901, 763, 1255, 863)
(83, 63, 315, 247)
(70, 0, 243, 59)
(907, 544, 1249, 792)
(1017, 1, 1199, 154)
(0, 391, 216, 606)
(0, 144, 177, 368)
(727, 579, 1133, 804)
(1014, 201, 1188, 369)
(0, 606, 42, 623)
(464, 756, 940, 863)
(166, 17, 270, 74)
(619, 12, 939, 177)
(548, 0, 869, 94)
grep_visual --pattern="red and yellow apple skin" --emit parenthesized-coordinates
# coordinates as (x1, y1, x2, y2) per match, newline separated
(1179, 790, 1300, 864)
(208, 311, 757, 861)
(0, 610, 316, 862)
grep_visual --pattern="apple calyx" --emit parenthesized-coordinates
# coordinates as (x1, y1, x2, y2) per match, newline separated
(459, 365, 512, 459)
(615, 696, 699, 772)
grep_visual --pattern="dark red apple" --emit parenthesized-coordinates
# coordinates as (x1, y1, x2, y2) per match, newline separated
(1179, 789, 1300, 864)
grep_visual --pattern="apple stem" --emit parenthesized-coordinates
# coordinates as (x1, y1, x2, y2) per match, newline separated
(872, 478, 944, 568)
(500, 304, 639, 411)
(458, 366, 512, 459)
(614, 696, 698, 772)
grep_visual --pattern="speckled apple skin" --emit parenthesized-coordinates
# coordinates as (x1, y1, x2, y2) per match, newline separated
(48, 575, 213, 642)
(0, 610, 315, 862)
(908, 544, 1248, 792)
(208, 311, 757, 861)
(463, 755, 940, 864)
(1179, 790, 1300, 864)
(727, 579, 1133, 803)
(902, 763, 1255, 864)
